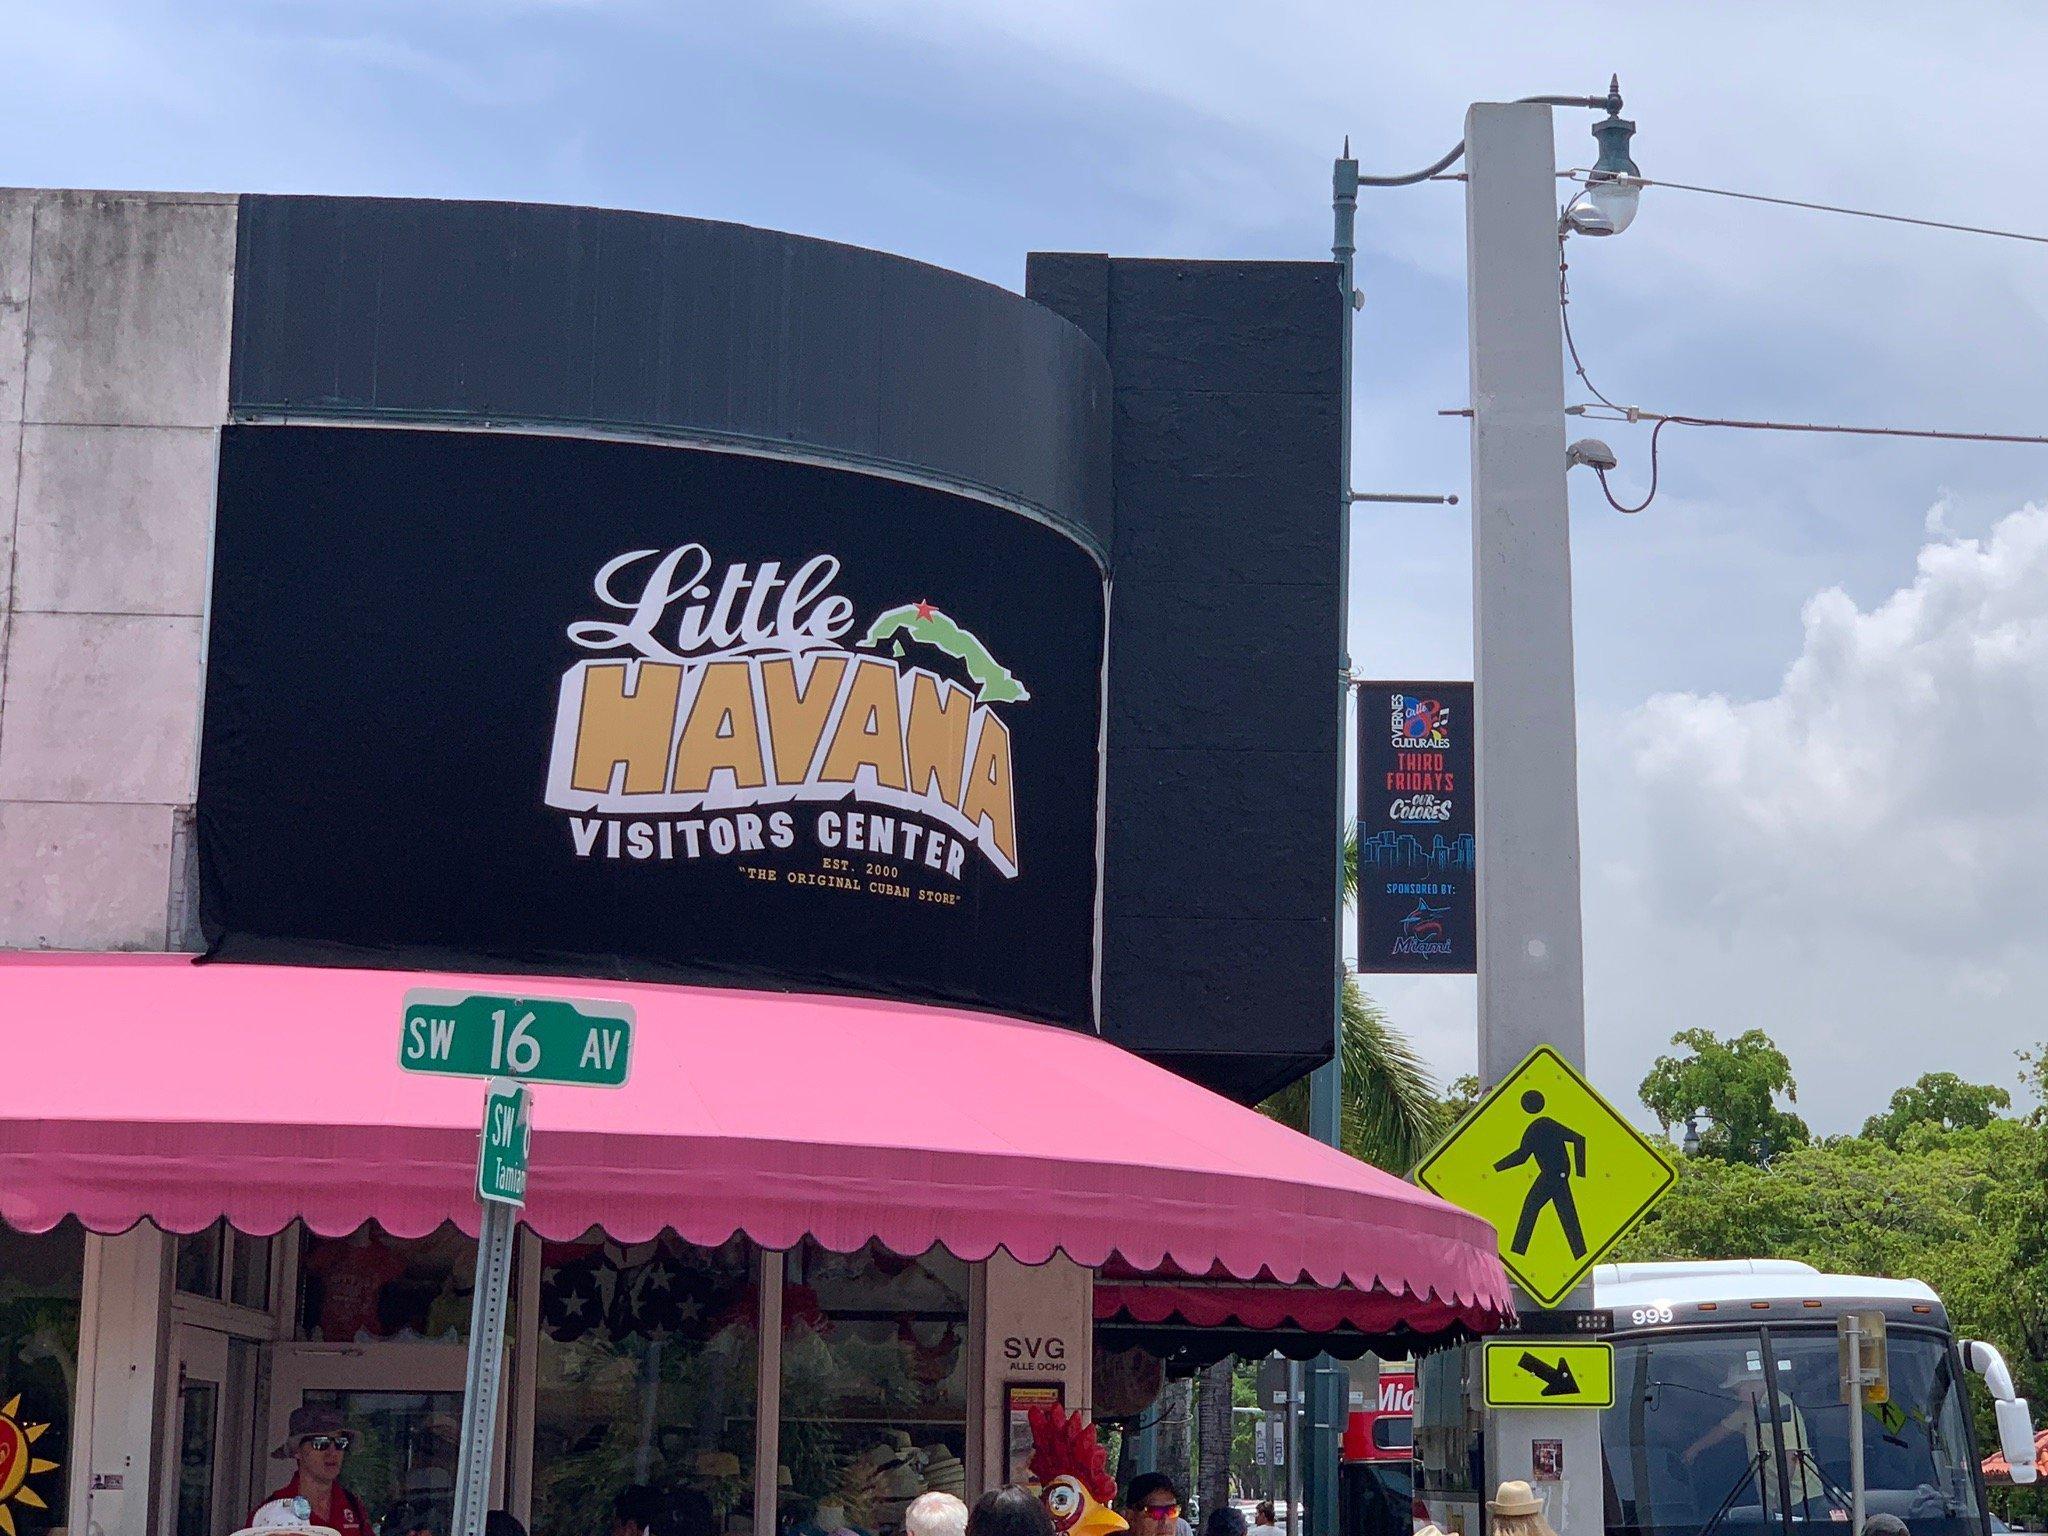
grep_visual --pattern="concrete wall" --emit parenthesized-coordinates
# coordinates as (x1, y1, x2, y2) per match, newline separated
(0, 189, 235, 952)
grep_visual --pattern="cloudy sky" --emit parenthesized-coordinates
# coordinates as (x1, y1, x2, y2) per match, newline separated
(17, 0, 2048, 1131)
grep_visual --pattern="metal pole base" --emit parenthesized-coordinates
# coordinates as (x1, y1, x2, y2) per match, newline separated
(451, 1199, 520, 1536)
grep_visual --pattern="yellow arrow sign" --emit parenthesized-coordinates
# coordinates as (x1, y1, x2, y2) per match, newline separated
(1483, 1341, 1614, 1409)
(1415, 1044, 1675, 1306)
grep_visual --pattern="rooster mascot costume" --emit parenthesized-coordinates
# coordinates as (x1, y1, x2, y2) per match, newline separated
(1027, 1406, 1129, 1536)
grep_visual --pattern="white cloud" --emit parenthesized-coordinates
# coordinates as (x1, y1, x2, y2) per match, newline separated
(1588, 503, 2048, 1126)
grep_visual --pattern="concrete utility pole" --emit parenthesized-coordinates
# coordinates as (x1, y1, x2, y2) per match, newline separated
(1464, 100, 1599, 1536)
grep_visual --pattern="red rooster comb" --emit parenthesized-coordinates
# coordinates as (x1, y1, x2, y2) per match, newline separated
(1028, 1405, 1117, 1505)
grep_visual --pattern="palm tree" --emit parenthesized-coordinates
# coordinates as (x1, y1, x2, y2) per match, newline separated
(1262, 826, 1445, 1172)
(1261, 973, 1445, 1172)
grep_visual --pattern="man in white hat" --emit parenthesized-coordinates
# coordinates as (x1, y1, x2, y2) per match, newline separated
(254, 1405, 371, 1536)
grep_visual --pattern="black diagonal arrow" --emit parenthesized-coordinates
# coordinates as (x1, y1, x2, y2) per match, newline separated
(1518, 1351, 1581, 1398)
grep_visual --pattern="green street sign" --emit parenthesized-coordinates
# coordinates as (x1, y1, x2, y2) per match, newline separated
(477, 1079, 531, 1207)
(400, 989, 634, 1087)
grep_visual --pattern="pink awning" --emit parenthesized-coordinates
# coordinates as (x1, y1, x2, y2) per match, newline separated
(0, 954, 1510, 1330)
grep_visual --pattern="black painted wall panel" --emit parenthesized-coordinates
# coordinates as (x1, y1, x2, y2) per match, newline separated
(231, 197, 1112, 555)
(1030, 251, 1343, 1102)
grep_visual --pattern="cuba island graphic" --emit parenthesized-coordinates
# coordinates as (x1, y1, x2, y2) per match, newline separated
(862, 599, 1031, 704)
(545, 546, 1033, 883)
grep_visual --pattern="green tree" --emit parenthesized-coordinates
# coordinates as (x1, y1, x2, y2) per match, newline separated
(1862, 1071, 2012, 1147)
(1195, 1359, 1234, 1516)
(1264, 978, 1444, 1171)
(1441, 1074, 1482, 1125)
(1263, 827, 1445, 1172)
(1615, 1052, 2048, 1525)
(1638, 1027, 1809, 1165)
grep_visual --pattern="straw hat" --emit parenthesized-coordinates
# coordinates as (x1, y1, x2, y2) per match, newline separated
(1488, 1482, 1544, 1518)
(228, 1498, 341, 1536)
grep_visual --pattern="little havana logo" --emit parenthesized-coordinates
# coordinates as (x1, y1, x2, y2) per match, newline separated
(544, 545, 1025, 879)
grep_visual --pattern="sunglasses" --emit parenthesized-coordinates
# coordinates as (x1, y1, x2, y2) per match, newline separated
(302, 1435, 353, 1453)
(1139, 1507, 1180, 1520)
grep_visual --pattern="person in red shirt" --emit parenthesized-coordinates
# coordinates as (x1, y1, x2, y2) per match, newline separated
(256, 1405, 371, 1536)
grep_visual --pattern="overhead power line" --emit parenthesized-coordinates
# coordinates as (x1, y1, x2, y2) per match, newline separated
(1577, 408, 2048, 516)
(1551, 212, 2048, 513)
(1567, 169, 2048, 247)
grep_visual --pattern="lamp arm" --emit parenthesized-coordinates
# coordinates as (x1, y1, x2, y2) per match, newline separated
(1353, 89, 1624, 187)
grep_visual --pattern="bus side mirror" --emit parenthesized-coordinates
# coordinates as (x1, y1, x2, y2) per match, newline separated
(1997, 1399, 2038, 1485)
(1966, 1340, 2038, 1485)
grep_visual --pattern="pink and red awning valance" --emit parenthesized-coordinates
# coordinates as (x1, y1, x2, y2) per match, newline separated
(0, 954, 1510, 1337)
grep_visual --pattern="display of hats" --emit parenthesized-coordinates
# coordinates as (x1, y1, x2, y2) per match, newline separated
(920, 1448, 965, 1497)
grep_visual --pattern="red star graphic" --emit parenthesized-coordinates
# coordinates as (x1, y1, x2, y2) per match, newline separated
(914, 599, 936, 619)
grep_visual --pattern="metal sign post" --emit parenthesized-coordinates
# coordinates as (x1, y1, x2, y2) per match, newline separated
(450, 1188, 520, 1536)
(1846, 1312, 1867, 1535)
(1840, 1310, 1888, 1536)
(404, 993, 631, 1536)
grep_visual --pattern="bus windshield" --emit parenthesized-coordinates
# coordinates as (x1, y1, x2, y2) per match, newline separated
(1602, 1327, 1984, 1536)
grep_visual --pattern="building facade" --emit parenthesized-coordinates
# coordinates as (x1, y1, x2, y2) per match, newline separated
(0, 188, 1506, 1536)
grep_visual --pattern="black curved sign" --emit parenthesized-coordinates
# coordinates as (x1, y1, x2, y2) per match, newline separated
(199, 425, 1106, 1028)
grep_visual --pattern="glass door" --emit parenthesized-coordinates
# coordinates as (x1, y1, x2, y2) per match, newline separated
(263, 1344, 472, 1534)
(161, 1325, 253, 1536)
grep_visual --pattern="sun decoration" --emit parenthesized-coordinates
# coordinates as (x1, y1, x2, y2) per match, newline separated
(0, 1394, 58, 1536)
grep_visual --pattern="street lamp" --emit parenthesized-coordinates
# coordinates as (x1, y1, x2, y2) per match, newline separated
(1562, 79, 1642, 237)
(1681, 1115, 1702, 1158)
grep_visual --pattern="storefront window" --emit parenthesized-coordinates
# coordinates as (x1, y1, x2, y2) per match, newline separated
(531, 1234, 758, 1536)
(175, 1222, 272, 1311)
(297, 1225, 474, 1343)
(0, 1222, 86, 1536)
(176, 1226, 224, 1297)
(1414, 1346, 1483, 1534)
(778, 1241, 968, 1536)
(292, 1387, 464, 1532)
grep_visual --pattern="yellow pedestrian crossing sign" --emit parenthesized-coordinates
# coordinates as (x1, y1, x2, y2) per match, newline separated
(1483, 1341, 1614, 1409)
(1414, 1044, 1675, 1307)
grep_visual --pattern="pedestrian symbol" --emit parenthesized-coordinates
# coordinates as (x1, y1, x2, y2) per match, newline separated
(1494, 1089, 1589, 1260)
(1415, 1045, 1675, 1306)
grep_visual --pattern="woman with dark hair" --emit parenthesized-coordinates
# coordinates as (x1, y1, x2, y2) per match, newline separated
(967, 1487, 1056, 1536)
(1202, 1509, 1246, 1536)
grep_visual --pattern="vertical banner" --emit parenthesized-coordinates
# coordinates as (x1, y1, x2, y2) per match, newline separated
(1355, 682, 1475, 974)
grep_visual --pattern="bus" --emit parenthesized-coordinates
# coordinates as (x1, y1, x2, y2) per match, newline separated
(1416, 1260, 2037, 1536)
(1342, 1371, 1416, 1536)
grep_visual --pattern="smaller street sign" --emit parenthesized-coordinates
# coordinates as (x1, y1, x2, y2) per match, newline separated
(401, 989, 634, 1087)
(1839, 1309, 1890, 1406)
(1483, 1340, 1615, 1409)
(476, 1079, 530, 1207)
(1414, 1044, 1675, 1307)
